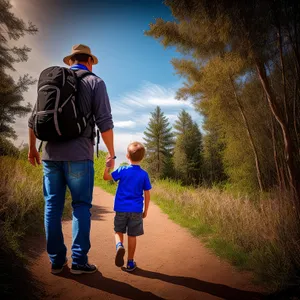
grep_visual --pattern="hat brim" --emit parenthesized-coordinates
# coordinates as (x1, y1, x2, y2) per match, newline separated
(63, 52, 98, 66)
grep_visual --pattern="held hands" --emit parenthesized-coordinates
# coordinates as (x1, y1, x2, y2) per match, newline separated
(28, 148, 41, 166)
(105, 154, 115, 170)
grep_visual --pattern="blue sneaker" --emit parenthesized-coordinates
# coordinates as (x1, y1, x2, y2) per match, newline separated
(115, 242, 125, 267)
(125, 260, 137, 272)
(70, 263, 97, 275)
(51, 258, 68, 274)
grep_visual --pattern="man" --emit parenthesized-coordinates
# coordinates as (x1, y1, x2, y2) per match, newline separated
(28, 44, 115, 275)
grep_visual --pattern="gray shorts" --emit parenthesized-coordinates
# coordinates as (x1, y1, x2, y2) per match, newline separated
(114, 212, 144, 236)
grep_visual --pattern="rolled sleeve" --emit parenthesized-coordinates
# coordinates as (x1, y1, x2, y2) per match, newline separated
(93, 80, 114, 133)
(28, 103, 36, 129)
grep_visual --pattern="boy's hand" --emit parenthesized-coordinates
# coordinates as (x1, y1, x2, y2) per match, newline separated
(143, 211, 147, 219)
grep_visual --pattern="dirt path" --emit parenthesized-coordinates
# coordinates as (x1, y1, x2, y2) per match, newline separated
(29, 187, 266, 300)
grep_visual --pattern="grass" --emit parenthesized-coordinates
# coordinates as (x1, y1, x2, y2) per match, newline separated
(152, 180, 300, 292)
(0, 155, 72, 299)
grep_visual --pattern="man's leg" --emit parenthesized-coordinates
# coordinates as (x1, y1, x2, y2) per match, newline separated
(43, 161, 67, 267)
(64, 160, 96, 273)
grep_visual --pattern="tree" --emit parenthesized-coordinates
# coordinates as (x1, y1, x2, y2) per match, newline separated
(143, 106, 174, 179)
(0, 135, 19, 156)
(0, 0, 37, 139)
(173, 110, 203, 185)
(146, 0, 300, 201)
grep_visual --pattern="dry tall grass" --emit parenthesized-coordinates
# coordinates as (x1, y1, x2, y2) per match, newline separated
(153, 180, 300, 291)
(0, 156, 44, 254)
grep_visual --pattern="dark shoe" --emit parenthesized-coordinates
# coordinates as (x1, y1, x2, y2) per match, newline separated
(70, 263, 97, 275)
(115, 244, 126, 267)
(51, 258, 68, 274)
(125, 260, 137, 272)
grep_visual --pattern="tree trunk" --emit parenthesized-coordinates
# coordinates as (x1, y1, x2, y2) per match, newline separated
(293, 79, 300, 152)
(229, 75, 264, 192)
(255, 58, 300, 205)
(277, 26, 288, 122)
(271, 115, 283, 190)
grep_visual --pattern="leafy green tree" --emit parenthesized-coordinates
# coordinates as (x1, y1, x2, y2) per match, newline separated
(146, 0, 300, 199)
(0, 0, 37, 139)
(0, 135, 19, 156)
(173, 110, 203, 185)
(143, 106, 174, 178)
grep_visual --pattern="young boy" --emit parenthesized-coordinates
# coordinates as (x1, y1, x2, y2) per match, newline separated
(103, 141, 151, 272)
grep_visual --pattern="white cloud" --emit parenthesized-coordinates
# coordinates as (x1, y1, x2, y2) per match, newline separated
(120, 81, 193, 108)
(111, 104, 133, 116)
(114, 120, 136, 128)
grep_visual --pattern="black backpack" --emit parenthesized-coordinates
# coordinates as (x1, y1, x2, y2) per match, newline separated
(32, 66, 94, 142)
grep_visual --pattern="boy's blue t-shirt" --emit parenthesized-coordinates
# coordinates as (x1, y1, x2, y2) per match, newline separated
(111, 165, 152, 213)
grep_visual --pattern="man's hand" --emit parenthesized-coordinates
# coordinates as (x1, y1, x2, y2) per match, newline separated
(143, 211, 148, 219)
(105, 154, 115, 170)
(28, 148, 41, 166)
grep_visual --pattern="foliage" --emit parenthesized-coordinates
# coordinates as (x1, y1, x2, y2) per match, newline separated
(145, 0, 300, 199)
(0, 135, 19, 156)
(0, 0, 37, 140)
(173, 110, 203, 185)
(143, 106, 174, 179)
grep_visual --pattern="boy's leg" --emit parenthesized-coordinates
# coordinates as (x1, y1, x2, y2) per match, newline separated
(126, 213, 143, 271)
(43, 161, 67, 272)
(114, 212, 127, 267)
(115, 232, 124, 245)
(128, 236, 137, 260)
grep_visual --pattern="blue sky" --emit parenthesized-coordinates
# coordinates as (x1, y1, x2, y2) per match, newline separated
(10, 0, 202, 166)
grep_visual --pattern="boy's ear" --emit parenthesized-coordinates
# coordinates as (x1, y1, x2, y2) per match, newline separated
(126, 153, 130, 159)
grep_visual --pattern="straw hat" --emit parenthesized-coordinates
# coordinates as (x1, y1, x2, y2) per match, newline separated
(63, 44, 98, 65)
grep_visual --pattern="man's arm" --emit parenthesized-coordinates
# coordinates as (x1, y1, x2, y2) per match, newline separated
(92, 79, 115, 168)
(101, 129, 115, 169)
(28, 128, 41, 166)
(143, 190, 151, 218)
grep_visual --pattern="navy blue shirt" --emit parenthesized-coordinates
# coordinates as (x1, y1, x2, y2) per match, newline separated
(111, 165, 152, 213)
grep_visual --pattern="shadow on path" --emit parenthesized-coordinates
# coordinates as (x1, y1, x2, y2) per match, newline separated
(56, 268, 164, 300)
(91, 204, 114, 221)
(124, 267, 268, 300)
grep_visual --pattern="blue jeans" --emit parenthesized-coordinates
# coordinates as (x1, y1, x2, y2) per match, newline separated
(43, 160, 94, 266)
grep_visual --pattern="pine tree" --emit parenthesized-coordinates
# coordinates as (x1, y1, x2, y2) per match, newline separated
(0, 0, 37, 140)
(143, 106, 174, 178)
(173, 110, 203, 185)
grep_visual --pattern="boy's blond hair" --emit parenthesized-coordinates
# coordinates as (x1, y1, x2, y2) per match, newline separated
(127, 142, 145, 162)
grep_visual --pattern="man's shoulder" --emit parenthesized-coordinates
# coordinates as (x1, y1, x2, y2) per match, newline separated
(82, 73, 103, 84)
